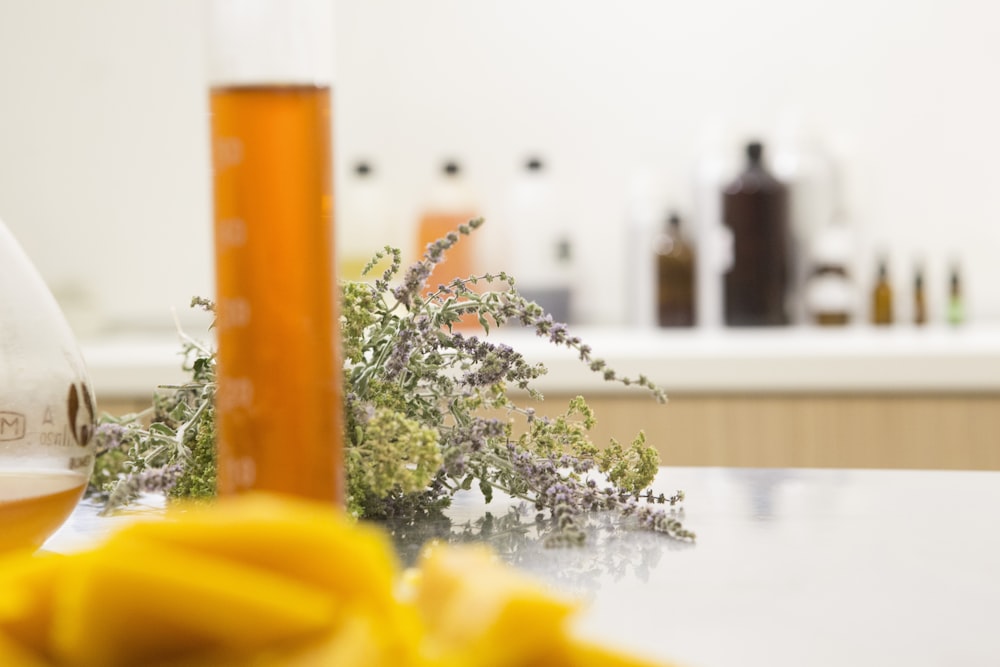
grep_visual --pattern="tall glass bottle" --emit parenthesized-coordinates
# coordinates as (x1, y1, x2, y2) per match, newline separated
(722, 141, 790, 326)
(207, 0, 343, 503)
(507, 156, 573, 324)
(339, 160, 394, 282)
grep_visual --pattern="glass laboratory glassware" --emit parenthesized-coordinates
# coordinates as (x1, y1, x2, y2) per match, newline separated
(339, 160, 395, 282)
(206, 0, 344, 504)
(871, 257, 893, 326)
(0, 218, 96, 553)
(655, 212, 696, 327)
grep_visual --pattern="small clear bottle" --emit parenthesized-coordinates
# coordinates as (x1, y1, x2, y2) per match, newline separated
(506, 157, 574, 323)
(339, 160, 394, 281)
(624, 169, 663, 328)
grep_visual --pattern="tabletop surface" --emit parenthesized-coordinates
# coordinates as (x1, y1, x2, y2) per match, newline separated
(46, 466, 1000, 667)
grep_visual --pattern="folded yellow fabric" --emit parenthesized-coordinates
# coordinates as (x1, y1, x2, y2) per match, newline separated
(0, 493, 677, 667)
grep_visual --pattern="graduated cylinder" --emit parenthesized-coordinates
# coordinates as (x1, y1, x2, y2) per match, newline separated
(207, 0, 343, 504)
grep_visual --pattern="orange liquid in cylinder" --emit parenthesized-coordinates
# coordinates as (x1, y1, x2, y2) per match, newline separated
(210, 85, 343, 503)
(0, 471, 87, 553)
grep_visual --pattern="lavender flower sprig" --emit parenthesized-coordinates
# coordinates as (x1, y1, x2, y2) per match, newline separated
(343, 219, 691, 544)
(90, 219, 693, 545)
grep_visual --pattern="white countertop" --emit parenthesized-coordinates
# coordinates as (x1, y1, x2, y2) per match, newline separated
(447, 466, 1000, 667)
(46, 466, 1000, 667)
(80, 323, 1000, 399)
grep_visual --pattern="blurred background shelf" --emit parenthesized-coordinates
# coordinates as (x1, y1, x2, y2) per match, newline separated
(491, 324, 1000, 394)
(84, 324, 1000, 472)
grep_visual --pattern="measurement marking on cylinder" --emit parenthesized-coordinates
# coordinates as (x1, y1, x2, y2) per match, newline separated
(217, 378, 254, 410)
(217, 297, 251, 328)
(217, 218, 247, 247)
(214, 137, 243, 169)
(231, 456, 257, 488)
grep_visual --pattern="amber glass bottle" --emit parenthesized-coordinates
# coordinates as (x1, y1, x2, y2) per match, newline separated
(656, 212, 696, 327)
(947, 266, 964, 325)
(722, 142, 790, 326)
(913, 266, 927, 326)
(871, 259, 893, 325)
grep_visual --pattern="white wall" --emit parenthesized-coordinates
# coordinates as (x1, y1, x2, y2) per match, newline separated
(1, 0, 998, 333)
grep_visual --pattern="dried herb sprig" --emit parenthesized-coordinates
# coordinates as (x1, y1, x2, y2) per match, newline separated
(90, 220, 693, 544)
(89, 301, 217, 512)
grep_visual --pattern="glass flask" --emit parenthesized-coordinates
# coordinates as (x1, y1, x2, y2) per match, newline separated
(0, 218, 96, 553)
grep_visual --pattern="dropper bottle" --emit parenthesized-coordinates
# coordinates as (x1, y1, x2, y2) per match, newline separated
(913, 265, 927, 326)
(871, 257, 893, 326)
(947, 265, 964, 325)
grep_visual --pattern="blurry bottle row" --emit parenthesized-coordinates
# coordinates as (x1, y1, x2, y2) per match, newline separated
(338, 145, 966, 329)
(339, 156, 575, 324)
(647, 140, 966, 329)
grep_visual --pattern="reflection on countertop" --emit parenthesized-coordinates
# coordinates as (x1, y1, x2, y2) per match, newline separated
(47, 466, 1000, 666)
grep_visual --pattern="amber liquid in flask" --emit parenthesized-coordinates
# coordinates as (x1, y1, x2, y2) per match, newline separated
(0, 471, 88, 552)
(210, 85, 343, 503)
(0, 218, 96, 553)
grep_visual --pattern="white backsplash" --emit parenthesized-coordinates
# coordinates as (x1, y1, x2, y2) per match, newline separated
(1, 0, 998, 332)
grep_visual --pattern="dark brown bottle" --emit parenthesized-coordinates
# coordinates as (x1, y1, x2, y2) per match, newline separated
(722, 141, 790, 326)
(656, 212, 696, 327)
